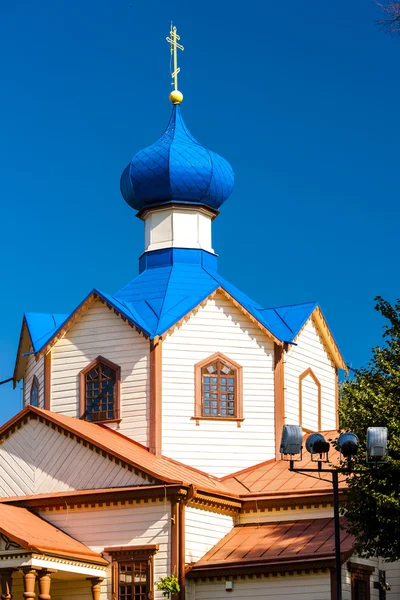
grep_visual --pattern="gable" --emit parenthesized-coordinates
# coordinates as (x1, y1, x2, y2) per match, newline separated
(161, 291, 277, 477)
(0, 414, 152, 497)
(50, 299, 150, 444)
(284, 318, 337, 431)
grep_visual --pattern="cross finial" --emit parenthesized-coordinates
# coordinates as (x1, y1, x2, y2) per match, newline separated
(166, 24, 184, 104)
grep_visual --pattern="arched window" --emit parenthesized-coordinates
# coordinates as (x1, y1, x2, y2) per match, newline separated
(80, 356, 121, 423)
(30, 376, 39, 407)
(193, 353, 243, 424)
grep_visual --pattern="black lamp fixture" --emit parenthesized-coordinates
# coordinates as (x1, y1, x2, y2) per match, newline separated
(279, 424, 388, 600)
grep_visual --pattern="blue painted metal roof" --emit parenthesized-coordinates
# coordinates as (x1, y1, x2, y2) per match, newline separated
(23, 250, 321, 353)
(120, 105, 234, 212)
(25, 313, 69, 353)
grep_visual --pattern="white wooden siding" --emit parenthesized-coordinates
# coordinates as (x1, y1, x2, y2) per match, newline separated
(162, 292, 276, 477)
(193, 572, 331, 599)
(39, 501, 171, 600)
(285, 318, 337, 431)
(239, 505, 335, 524)
(185, 505, 234, 564)
(0, 416, 151, 497)
(23, 349, 44, 408)
(51, 300, 150, 445)
(385, 561, 400, 598)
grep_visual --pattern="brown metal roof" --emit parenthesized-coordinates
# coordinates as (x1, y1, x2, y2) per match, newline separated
(189, 518, 354, 575)
(222, 431, 345, 497)
(0, 406, 232, 496)
(0, 503, 108, 565)
(0, 409, 344, 502)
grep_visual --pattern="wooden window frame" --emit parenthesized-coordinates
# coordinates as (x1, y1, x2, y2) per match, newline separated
(192, 352, 244, 426)
(79, 356, 121, 424)
(299, 367, 321, 432)
(347, 562, 374, 600)
(105, 545, 158, 600)
(30, 375, 40, 407)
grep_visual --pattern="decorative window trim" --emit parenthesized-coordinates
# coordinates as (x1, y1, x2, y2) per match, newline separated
(347, 561, 374, 600)
(105, 545, 158, 600)
(79, 356, 121, 424)
(30, 376, 40, 407)
(299, 367, 321, 432)
(193, 352, 244, 427)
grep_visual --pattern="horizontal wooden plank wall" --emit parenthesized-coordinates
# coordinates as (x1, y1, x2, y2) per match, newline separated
(185, 505, 234, 564)
(0, 417, 151, 496)
(162, 293, 276, 477)
(194, 572, 331, 599)
(239, 505, 335, 524)
(285, 318, 337, 431)
(23, 351, 44, 408)
(51, 300, 150, 445)
(40, 501, 171, 600)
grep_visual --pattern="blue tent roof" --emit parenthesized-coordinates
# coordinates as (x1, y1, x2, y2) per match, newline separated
(23, 250, 320, 354)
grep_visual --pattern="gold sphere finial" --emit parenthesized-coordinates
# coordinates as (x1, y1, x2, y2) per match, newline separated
(170, 90, 183, 104)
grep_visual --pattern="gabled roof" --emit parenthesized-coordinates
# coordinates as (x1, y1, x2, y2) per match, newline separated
(25, 312, 70, 353)
(0, 406, 234, 497)
(0, 503, 108, 565)
(188, 517, 354, 577)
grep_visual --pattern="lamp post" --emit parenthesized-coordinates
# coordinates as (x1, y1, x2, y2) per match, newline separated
(279, 425, 388, 600)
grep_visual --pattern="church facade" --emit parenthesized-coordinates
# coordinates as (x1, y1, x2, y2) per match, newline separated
(1, 59, 399, 600)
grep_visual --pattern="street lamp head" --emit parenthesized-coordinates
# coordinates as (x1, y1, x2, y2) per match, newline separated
(280, 425, 303, 460)
(337, 432, 359, 458)
(366, 427, 388, 462)
(305, 433, 330, 462)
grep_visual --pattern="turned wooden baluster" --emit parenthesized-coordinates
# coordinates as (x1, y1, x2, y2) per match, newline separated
(37, 571, 51, 600)
(21, 569, 36, 600)
(1, 569, 14, 600)
(89, 578, 103, 600)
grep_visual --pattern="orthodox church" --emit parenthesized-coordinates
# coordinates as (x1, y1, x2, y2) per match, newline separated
(1, 28, 399, 600)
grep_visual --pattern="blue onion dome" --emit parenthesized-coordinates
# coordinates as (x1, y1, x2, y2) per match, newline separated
(120, 105, 234, 212)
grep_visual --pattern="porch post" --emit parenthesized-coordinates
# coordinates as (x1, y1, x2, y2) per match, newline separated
(1, 569, 14, 600)
(21, 569, 36, 600)
(37, 571, 51, 600)
(88, 578, 103, 600)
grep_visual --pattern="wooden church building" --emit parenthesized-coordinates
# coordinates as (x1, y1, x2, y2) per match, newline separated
(1, 31, 400, 600)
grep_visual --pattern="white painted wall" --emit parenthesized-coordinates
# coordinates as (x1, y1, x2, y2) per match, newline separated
(185, 505, 235, 564)
(193, 572, 331, 600)
(23, 349, 44, 408)
(143, 207, 214, 253)
(239, 505, 334, 524)
(385, 561, 400, 598)
(51, 300, 150, 445)
(39, 500, 171, 600)
(0, 416, 151, 497)
(162, 292, 276, 477)
(285, 318, 337, 431)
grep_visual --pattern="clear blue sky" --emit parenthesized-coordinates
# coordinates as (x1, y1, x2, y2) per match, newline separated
(0, 0, 399, 423)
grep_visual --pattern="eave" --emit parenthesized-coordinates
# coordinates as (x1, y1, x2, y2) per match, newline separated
(186, 552, 354, 580)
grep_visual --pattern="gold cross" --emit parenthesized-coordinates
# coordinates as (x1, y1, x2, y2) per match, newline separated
(166, 25, 184, 92)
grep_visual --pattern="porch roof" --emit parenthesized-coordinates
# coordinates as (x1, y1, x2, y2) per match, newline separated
(188, 517, 355, 577)
(0, 503, 108, 566)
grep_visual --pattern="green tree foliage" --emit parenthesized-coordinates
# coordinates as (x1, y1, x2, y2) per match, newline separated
(339, 297, 400, 561)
